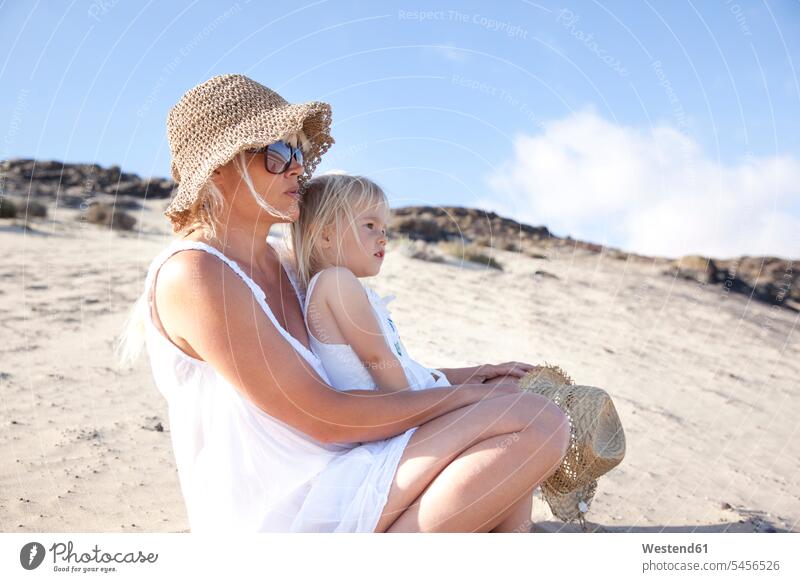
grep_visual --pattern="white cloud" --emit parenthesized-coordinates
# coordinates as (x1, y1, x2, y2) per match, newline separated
(482, 109, 800, 259)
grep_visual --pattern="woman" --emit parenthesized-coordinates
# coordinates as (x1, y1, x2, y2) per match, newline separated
(122, 74, 570, 533)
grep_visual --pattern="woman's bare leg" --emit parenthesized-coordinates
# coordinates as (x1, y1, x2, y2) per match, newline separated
(386, 420, 565, 532)
(373, 392, 550, 532)
(373, 392, 569, 533)
(424, 377, 537, 533)
(480, 379, 536, 533)
(489, 489, 535, 533)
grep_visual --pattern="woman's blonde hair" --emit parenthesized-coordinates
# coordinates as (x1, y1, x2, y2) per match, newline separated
(117, 130, 311, 368)
(290, 174, 389, 290)
(169, 130, 312, 240)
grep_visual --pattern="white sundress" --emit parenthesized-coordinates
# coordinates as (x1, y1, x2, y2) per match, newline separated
(302, 268, 452, 393)
(142, 237, 423, 532)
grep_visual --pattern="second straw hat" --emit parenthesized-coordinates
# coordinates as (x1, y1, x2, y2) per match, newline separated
(164, 73, 334, 229)
(520, 364, 626, 531)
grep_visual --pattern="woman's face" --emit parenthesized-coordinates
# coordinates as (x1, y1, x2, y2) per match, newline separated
(325, 198, 389, 278)
(213, 148, 304, 224)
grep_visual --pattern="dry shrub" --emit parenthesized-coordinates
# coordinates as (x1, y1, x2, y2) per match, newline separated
(0, 198, 17, 218)
(440, 241, 503, 270)
(81, 202, 136, 231)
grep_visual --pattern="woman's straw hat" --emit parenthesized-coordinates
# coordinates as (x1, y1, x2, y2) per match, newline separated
(520, 364, 626, 531)
(164, 73, 334, 231)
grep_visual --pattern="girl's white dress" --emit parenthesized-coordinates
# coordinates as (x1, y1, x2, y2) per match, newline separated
(302, 268, 452, 392)
(142, 238, 447, 532)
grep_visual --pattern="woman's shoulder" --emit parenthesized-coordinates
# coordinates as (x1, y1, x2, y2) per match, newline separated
(147, 247, 245, 351)
(154, 244, 251, 307)
(156, 244, 221, 281)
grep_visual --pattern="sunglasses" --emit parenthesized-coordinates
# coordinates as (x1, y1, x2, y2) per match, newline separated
(247, 141, 304, 174)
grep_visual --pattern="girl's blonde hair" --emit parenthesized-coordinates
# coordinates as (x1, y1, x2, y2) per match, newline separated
(290, 174, 389, 290)
(116, 130, 311, 368)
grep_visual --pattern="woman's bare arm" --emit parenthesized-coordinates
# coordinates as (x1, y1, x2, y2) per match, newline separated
(154, 251, 520, 444)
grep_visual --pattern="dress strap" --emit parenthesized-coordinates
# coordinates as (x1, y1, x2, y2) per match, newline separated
(144, 240, 321, 366)
(144, 241, 267, 305)
(267, 236, 304, 305)
(362, 286, 397, 317)
(302, 271, 325, 320)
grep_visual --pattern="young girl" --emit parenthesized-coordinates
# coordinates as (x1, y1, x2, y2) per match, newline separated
(291, 174, 450, 393)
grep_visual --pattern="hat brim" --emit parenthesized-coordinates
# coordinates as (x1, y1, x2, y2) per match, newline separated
(519, 367, 626, 523)
(164, 99, 334, 224)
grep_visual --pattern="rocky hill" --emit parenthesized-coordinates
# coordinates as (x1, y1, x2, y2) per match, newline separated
(0, 158, 173, 209)
(2, 157, 797, 311)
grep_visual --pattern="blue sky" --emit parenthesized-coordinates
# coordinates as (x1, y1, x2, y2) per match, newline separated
(2, 0, 799, 259)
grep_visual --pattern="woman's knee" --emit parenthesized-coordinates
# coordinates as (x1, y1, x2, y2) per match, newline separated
(485, 392, 565, 433)
(518, 400, 571, 463)
(415, 392, 568, 455)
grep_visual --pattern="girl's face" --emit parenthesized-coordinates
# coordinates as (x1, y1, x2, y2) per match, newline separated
(214, 149, 304, 224)
(324, 198, 389, 278)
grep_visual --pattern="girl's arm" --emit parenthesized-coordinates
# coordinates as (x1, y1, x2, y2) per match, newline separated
(313, 267, 410, 393)
(436, 362, 536, 385)
(434, 366, 482, 385)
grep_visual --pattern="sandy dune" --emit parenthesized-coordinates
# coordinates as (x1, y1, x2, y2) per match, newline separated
(1, 198, 797, 533)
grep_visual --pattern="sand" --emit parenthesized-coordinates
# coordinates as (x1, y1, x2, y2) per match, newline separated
(1, 197, 798, 533)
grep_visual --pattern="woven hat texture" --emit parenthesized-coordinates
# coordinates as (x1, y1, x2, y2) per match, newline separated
(520, 364, 626, 529)
(164, 73, 334, 231)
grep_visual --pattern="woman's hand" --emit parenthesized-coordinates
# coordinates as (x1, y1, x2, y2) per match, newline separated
(473, 361, 536, 384)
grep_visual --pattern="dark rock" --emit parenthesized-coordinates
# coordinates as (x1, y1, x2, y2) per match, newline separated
(390, 205, 552, 247)
(390, 216, 444, 242)
(1, 158, 173, 201)
(665, 255, 798, 311)
(666, 255, 718, 284)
